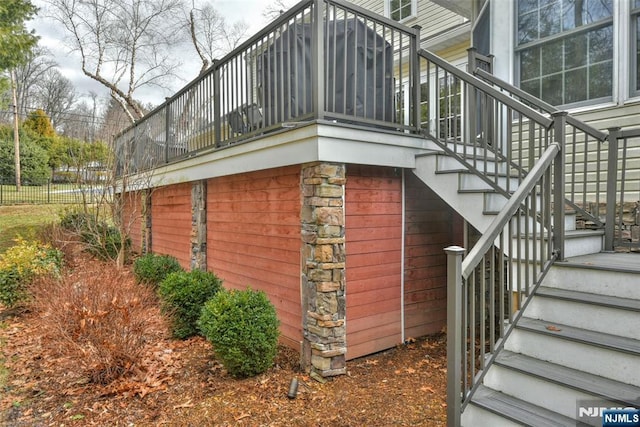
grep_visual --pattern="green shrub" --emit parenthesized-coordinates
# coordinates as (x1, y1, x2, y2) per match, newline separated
(158, 270, 223, 339)
(198, 288, 280, 378)
(59, 210, 129, 262)
(0, 128, 51, 185)
(81, 223, 130, 262)
(0, 267, 26, 308)
(60, 210, 95, 231)
(133, 253, 183, 287)
(0, 237, 63, 308)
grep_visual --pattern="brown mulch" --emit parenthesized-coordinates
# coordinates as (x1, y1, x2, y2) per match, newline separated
(0, 251, 447, 427)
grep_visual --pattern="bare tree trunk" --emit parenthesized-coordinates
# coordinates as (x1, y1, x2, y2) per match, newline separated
(11, 69, 21, 192)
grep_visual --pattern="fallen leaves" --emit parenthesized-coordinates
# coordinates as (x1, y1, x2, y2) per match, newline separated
(0, 249, 448, 426)
(173, 400, 194, 410)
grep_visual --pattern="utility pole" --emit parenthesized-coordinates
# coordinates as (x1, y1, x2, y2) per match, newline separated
(10, 69, 21, 192)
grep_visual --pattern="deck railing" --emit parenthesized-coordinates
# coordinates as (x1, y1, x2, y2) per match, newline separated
(473, 67, 640, 250)
(417, 49, 566, 425)
(606, 127, 640, 250)
(445, 142, 561, 426)
(473, 68, 614, 229)
(114, 0, 420, 175)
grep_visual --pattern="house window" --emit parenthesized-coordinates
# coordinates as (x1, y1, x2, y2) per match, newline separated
(417, 72, 463, 138)
(633, 0, 640, 96)
(387, 0, 416, 22)
(438, 75, 462, 141)
(516, 0, 614, 106)
(396, 89, 405, 125)
(419, 81, 430, 128)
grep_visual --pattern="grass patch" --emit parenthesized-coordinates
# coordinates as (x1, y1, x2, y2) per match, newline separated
(0, 205, 64, 253)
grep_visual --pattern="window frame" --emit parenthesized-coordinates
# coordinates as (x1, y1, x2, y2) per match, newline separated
(385, 0, 417, 23)
(514, 0, 615, 108)
(414, 70, 465, 141)
(632, 1, 640, 97)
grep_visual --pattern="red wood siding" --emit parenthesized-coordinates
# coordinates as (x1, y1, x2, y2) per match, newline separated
(403, 173, 461, 338)
(151, 183, 192, 269)
(345, 165, 403, 360)
(207, 166, 302, 349)
(123, 192, 143, 253)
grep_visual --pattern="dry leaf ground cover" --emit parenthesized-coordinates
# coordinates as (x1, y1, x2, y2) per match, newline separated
(0, 250, 448, 426)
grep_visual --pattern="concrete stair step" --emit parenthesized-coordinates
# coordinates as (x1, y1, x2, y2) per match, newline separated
(467, 384, 576, 427)
(516, 317, 640, 356)
(506, 318, 640, 385)
(413, 154, 495, 233)
(526, 287, 640, 338)
(494, 351, 640, 408)
(535, 286, 640, 312)
(434, 152, 507, 174)
(544, 254, 640, 299)
(456, 171, 521, 192)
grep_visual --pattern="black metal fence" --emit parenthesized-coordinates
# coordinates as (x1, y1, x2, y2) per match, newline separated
(0, 179, 106, 205)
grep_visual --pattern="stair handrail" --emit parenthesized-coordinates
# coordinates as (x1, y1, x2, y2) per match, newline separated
(419, 49, 553, 129)
(461, 142, 561, 279)
(418, 48, 559, 206)
(473, 68, 608, 142)
(472, 67, 609, 228)
(446, 143, 562, 427)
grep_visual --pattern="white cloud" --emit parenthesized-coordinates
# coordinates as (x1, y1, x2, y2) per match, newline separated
(28, 0, 273, 107)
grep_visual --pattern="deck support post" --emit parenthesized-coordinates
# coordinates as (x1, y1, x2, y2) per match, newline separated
(301, 162, 347, 378)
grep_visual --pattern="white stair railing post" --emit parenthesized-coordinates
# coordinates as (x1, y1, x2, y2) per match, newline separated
(445, 246, 465, 427)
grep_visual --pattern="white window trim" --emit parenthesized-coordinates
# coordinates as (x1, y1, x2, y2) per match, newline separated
(628, 0, 640, 98)
(384, 0, 418, 24)
(513, 0, 618, 109)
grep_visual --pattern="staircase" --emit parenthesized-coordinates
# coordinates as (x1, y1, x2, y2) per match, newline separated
(412, 142, 604, 258)
(413, 48, 640, 426)
(463, 254, 640, 426)
(412, 137, 640, 427)
(413, 140, 640, 426)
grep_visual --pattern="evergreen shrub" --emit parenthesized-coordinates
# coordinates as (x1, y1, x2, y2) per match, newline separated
(133, 253, 183, 287)
(198, 288, 280, 378)
(158, 269, 223, 339)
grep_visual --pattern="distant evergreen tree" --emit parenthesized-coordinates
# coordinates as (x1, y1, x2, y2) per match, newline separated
(23, 109, 55, 138)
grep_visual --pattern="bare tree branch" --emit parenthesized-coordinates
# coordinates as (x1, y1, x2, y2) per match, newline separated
(262, 0, 294, 21)
(185, 1, 248, 75)
(45, 0, 185, 122)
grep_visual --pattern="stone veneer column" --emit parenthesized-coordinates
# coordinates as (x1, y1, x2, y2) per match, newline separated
(191, 180, 207, 270)
(142, 190, 152, 254)
(301, 162, 347, 378)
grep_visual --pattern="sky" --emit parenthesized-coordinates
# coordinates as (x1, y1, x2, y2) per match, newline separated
(28, 0, 280, 108)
